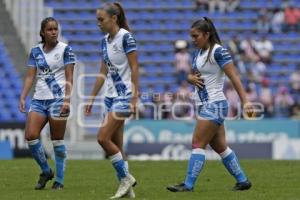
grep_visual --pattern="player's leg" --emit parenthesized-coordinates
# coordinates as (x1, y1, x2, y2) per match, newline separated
(48, 98, 68, 189)
(98, 113, 136, 198)
(167, 119, 219, 192)
(210, 125, 251, 191)
(112, 123, 135, 198)
(26, 100, 54, 190)
(112, 123, 130, 180)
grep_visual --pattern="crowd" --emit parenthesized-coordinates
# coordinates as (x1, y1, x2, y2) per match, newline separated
(138, 0, 300, 119)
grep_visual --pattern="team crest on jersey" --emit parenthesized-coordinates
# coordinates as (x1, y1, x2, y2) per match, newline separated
(54, 53, 61, 60)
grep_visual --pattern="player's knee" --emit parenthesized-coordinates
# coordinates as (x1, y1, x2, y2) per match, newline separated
(213, 146, 227, 154)
(192, 139, 207, 149)
(97, 135, 109, 146)
(25, 131, 38, 141)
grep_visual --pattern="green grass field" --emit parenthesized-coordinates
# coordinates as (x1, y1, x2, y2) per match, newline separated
(1, 159, 300, 200)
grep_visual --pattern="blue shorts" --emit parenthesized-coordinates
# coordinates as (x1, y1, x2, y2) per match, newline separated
(104, 94, 132, 117)
(29, 98, 64, 117)
(196, 100, 228, 125)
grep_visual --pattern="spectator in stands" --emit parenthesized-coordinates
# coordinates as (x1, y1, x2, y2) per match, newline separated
(259, 78, 274, 118)
(173, 81, 193, 119)
(271, 8, 285, 33)
(290, 104, 300, 119)
(274, 86, 294, 117)
(253, 35, 274, 64)
(245, 83, 258, 102)
(251, 60, 266, 82)
(84, 2, 137, 198)
(209, 0, 226, 13)
(161, 84, 173, 119)
(289, 65, 300, 104)
(283, 2, 300, 32)
(257, 13, 271, 33)
(173, 94, 192, 119)
(139, 84, 155, 119)
(289, 65, 300, 91)
(227, 35, 246, 74)
(240, 36, 260, 64)
(167, 17, 252, 193)
(19, 17, 76, 190)
(174, 40, 191, 84)
(176, 80, 192, 98)
(226, 0, 240, 13)
(194, 0, 209, 10)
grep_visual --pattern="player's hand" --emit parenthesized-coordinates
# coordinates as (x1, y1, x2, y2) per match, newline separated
(60, 100, 70, 117)
(84, 99, 94, 116)
(187, 72, 204, 88)
(243, 102, 256, 119)
(18, 98, 26, 113)
(130, 96, 138, 115)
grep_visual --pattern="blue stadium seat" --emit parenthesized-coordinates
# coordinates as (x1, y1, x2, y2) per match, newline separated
(41, 0, 300, 108)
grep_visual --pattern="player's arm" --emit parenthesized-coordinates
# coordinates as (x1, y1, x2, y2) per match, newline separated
(19, 68, 36, 112)
(90, 61, 108, 99)
(85, 61, 108, 115)
(60, 63, 75, 116)
(128, 51, 139, 93)
(127, 51, 139, 113)
(223, 63, 247, 105)
(64, 63, 75, 102)
(223, 63, 254, 117)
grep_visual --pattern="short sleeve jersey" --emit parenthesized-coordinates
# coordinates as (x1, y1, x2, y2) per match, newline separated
(101, 28, 137, 98)
(27, 42, 76, 99)
(192, 43, 233, 104)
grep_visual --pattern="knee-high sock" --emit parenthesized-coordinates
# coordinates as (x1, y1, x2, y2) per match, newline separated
(116, 161, 129, 181)
(110, 152, 128, 179)
(184, 148, 206, 189)
(28, 139, 50, 173)
(220, 147, 247, 183)
(53, 140, 66, 184)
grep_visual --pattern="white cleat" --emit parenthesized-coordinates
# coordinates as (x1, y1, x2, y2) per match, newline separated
(123, 187, 135, 198)
(110, 174, 136, 199)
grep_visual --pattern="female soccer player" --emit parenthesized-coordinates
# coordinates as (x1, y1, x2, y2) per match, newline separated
(85, 2, 138, 199)
(167, 17, 252, 192)
(19, 17, 75, 190)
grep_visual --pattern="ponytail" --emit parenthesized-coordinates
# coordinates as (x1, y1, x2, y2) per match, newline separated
(113, 2, 130, 31)
(203, 17, 221, 44)
(100, 2, 130, 31)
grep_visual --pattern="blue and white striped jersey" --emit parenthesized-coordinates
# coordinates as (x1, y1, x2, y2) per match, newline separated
(27, 42, 76, 100)
(192, 43, 233, 104)
(101, 28, 137, 98)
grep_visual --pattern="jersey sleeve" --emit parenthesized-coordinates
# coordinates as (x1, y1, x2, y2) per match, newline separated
(122, 33, 137, 54)
(63, 46, 76, 65)
(214, 46, 233, 68)
(27, 49, 36, 67)
(191, 50, 199, 72)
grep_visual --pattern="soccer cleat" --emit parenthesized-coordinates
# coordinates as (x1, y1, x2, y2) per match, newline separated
(110, 174, 137, 199)
(166, 183, 193, 192)
(52, 181, 64, 190)
(232, 180, 252, 191)
(34, 169, 54, 190)
(122, 187, 135, 198)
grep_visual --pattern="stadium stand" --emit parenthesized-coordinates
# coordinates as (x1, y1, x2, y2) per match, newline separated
(1, 0, 299, 122)
(0, 39, 26, 122)
(43, 0, 299, 91)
